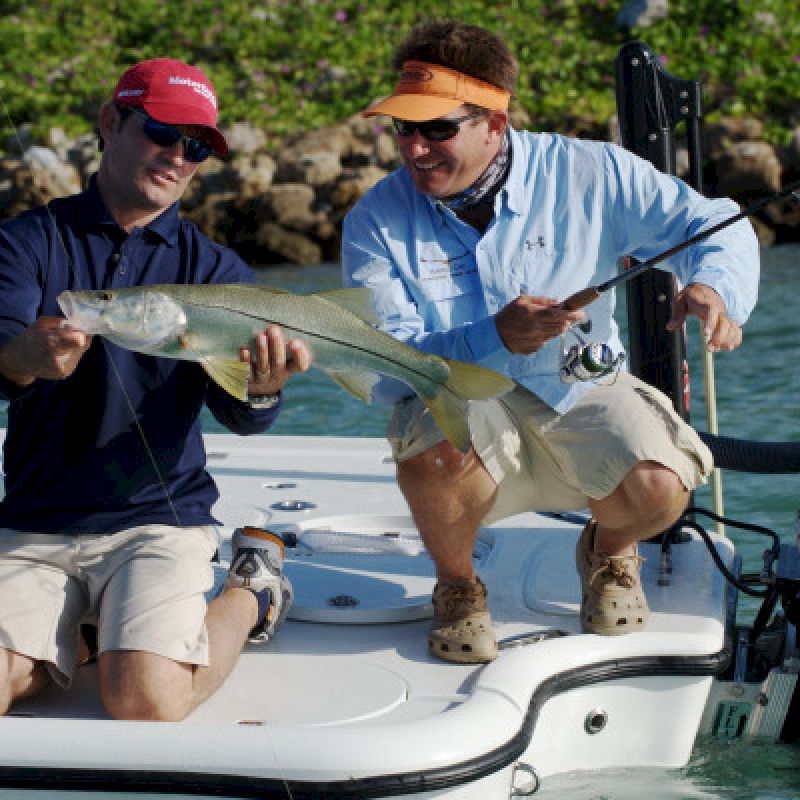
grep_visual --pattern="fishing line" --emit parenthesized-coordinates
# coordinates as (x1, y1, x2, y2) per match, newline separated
(0, 93, 183, 528)
(2, 93, 299, 800)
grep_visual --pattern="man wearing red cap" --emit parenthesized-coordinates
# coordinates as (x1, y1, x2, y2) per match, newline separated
(0, 59, 311, 719)
(342, 21, 759, 662)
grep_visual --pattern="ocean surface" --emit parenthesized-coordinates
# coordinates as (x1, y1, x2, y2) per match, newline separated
(0, 245, 797, 798)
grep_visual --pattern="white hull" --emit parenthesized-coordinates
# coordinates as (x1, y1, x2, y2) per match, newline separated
(0, 434, 747, 797)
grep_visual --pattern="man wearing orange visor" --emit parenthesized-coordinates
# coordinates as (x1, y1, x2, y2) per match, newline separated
(342, 21, 758, 663)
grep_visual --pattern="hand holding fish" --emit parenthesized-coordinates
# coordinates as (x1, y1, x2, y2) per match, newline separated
(0, 317, 92, 387)
(666, 283, 742, 352)
(240, 325, 312, 397)
(495, 296, 586, 354)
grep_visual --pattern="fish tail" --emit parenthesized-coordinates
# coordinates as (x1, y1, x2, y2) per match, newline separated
(442, 357, 515, 401)
(422, 359, 514, 453)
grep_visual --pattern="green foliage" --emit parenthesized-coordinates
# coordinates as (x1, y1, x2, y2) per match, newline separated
(0, 0, 797, 146)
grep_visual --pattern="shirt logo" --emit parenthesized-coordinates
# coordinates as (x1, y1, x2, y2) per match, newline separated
(525, 236, 546, 250)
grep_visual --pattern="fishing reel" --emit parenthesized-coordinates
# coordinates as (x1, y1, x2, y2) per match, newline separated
(559, 326, 625, 384)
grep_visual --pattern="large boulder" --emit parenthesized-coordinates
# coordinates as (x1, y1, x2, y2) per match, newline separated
(276, 150, 342, 187)
(222, 122, 268, 155)
(616, 0, 669, 29)
(713, 140, 783, 200)
(256, 223, 322, 266)
(0, 149, 81, 215)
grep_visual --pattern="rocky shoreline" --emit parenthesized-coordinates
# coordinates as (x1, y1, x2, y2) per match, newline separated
(3, 112, 799, 266)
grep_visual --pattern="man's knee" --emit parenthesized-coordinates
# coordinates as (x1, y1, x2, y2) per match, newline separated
(602, 460, 688, 526)
(627, 461, 687, 506)
(98, 651, 193, 721)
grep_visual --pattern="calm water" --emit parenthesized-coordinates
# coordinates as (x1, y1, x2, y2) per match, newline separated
(0, 246, 797, 798)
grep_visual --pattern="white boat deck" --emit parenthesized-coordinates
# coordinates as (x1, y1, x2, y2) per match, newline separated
(0, 434, 735, 795)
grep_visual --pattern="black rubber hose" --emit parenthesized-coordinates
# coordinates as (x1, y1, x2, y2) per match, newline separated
(698, 431, 800, 474)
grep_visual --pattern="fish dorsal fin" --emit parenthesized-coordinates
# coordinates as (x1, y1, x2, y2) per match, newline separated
(222, 284, 291, 296)
(200, 357, 251, 402)
(314, 288, 380, 324)
(325, 369, 378, 402)
(231, 283, 294, 294)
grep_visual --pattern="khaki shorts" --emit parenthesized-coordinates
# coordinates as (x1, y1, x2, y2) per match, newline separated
(389, 372, 713, 525)
(0, 524, 219, 688)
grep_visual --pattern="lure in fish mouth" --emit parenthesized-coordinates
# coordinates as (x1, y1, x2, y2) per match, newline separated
(57, 289, 188, 352)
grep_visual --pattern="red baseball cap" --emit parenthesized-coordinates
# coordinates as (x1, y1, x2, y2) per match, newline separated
(112, 58, 228, 157)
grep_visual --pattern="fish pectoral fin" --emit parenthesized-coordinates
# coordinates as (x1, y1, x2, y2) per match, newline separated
(201, 357, 251, 402)
(326, 369, 378, 403)
(314, 288, 380, 325)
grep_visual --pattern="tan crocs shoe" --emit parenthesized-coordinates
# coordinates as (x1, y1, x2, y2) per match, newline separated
(429, 577, 498, 664)
(576, 520, 650, 635)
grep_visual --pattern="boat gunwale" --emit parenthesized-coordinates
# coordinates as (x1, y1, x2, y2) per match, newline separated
(0, 647, 731, 799)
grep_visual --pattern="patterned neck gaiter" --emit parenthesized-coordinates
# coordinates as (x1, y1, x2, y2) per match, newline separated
(439, 130, 511, 212)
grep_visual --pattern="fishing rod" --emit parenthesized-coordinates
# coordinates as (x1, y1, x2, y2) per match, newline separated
(562, 178, 800, 312)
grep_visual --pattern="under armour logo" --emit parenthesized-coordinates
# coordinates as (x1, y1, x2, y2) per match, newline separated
(525, 236, 546, 250)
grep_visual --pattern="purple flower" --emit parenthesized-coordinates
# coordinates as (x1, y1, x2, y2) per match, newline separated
(792, 54, 800, 64)
(334, 9, 348, 22)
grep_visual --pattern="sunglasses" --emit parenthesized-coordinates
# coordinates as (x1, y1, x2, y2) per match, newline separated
(392, 110, 486, 142)
(125, 106, 213, 163)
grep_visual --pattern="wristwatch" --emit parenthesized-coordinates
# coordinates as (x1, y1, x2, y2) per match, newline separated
(247, 392, 281, 410)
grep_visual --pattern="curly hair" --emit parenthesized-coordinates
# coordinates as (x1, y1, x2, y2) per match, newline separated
(391, 20, 519, 95)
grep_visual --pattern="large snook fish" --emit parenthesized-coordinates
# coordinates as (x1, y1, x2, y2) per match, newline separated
(57, 284, 513, 452)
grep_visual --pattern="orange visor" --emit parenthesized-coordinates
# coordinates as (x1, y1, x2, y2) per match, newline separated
(363, 61, 511, 121)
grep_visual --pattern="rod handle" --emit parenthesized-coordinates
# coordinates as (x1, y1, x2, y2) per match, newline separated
(561, 287, 602, 311)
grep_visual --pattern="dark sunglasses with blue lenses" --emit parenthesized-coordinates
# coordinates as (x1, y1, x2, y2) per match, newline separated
(392, 110, 486, 142)
(124, 106, 213, 163)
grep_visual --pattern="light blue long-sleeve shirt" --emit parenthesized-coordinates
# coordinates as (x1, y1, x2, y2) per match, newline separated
(341, 128, 759, 412)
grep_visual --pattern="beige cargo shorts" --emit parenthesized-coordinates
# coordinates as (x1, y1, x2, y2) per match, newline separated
(388, 372, 713, 525)
(0, 523, 219, 688)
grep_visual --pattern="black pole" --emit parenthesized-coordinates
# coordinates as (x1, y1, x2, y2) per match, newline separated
(614, 41, 703, 420)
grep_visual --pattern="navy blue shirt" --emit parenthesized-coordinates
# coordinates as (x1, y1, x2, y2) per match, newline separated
(0, 177, 280, 534)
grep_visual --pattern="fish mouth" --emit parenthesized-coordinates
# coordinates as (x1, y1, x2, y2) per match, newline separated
(56, 291, 107, 334)
(56, 291, 77, 321)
